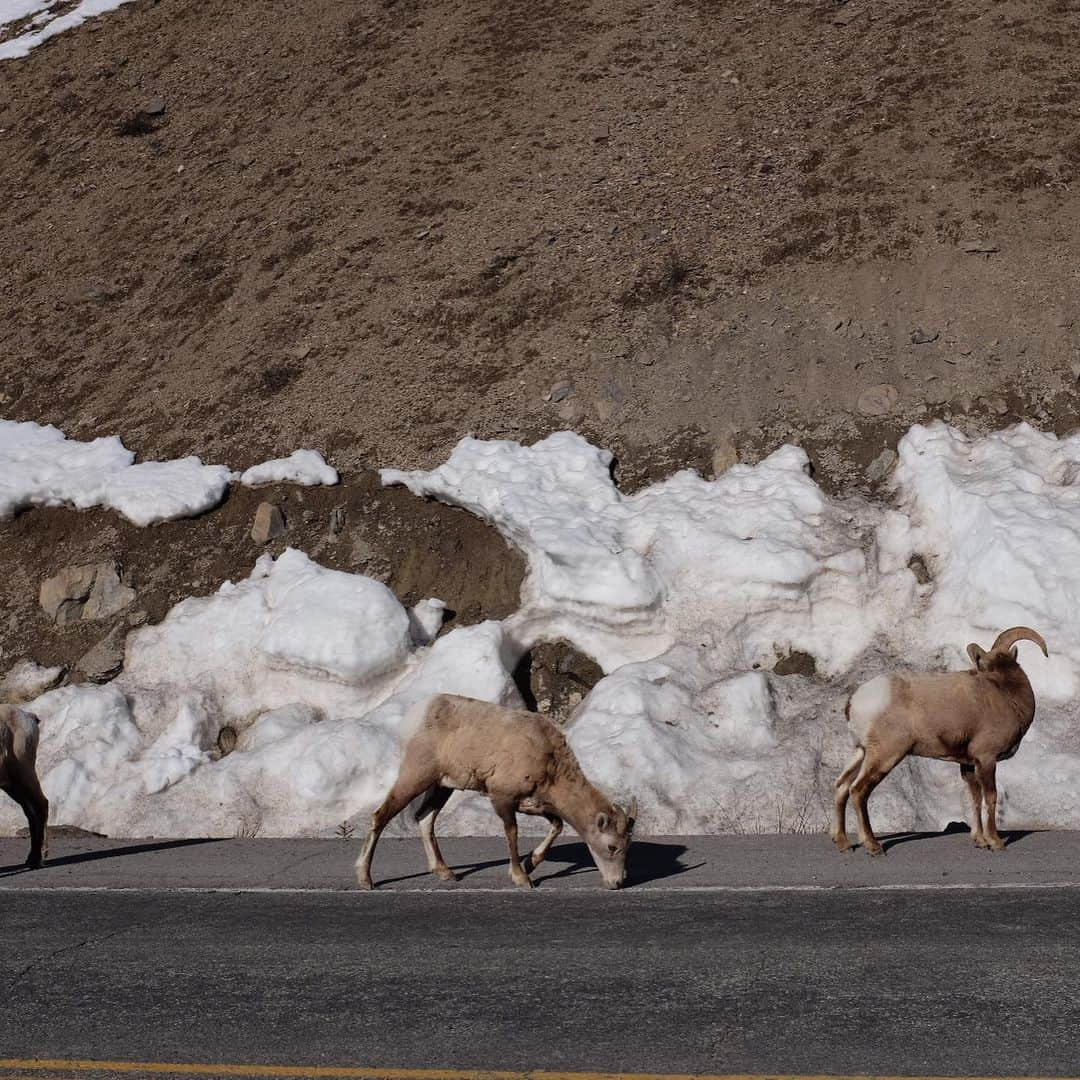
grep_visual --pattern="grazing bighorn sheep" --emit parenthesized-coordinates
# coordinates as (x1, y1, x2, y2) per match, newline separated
(356, 693, 636, 890)
(833, 627, 1048, 856)
(0, 705, 49, 869)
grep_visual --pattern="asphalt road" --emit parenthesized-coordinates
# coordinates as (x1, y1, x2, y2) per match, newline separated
(2, 833, 1080, 1078)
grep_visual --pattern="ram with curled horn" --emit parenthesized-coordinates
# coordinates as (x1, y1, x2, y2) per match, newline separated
(356, 694, 637, 890)
(832, 626, 1048, 856)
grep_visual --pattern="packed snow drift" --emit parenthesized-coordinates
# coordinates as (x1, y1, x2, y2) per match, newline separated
(3, 420, 1080, 841)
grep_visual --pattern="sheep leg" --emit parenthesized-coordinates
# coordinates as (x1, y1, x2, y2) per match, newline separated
(491, 798, 532, 888)
(415, 785, 457, 882)
(525, 813, 563, 872)
(831, 748, 864, 852)
(850, 749, 904, 856)
(3, 778, 47, 870)
(977, 761, 1006, 851)
(355, 772, 434, 890)
(960, 764, 988, 848)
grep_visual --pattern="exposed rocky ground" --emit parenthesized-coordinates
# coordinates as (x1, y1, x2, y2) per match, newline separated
(1, 0, 1078, 694)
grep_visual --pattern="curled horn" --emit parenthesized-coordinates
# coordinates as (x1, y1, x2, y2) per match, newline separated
(990, 626, 1048, 658)
(626, 797, 638, 823)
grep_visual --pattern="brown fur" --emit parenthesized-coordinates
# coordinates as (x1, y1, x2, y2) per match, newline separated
(355, 694, 635, 890)
(0, 704, 49, 869)
(833, 627, 1047, 856)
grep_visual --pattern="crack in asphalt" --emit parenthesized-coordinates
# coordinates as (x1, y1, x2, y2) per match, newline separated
(6, 926, 130, 990)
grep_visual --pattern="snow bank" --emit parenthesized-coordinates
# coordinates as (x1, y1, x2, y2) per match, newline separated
(0, 421, 233, 525)
(4, 421, 1080, 842)
(0, 0, 136, 60)
(0, 549, 518, 838)
(383, 432, 914, 675)
(240, 450, 339, 488)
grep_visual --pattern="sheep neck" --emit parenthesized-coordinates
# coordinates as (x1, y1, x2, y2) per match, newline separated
(544, 765, 613, 838)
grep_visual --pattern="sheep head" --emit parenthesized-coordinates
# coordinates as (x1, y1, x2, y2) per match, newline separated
(967, 626, 1048, 672)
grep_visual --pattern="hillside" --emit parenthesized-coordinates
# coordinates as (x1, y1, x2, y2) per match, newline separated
(2, 0, 1078, 486)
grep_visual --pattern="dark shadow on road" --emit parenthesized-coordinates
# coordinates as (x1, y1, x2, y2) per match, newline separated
(535, 839, 699, 887)
(373, 839, 699, 889)
(881, 821, 1038, 853)
(0, 837, 223, 876)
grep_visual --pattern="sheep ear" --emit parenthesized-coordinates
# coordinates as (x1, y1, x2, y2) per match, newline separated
(1010, 645, 1019, 660)
(967, 643, 987, 670)
(596, 812, 610, 832)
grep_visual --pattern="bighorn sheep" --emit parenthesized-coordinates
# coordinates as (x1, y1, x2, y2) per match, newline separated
(0, 705, 49, 869)
(833, 627, 1048, 856)
(356, 693, 636, 890)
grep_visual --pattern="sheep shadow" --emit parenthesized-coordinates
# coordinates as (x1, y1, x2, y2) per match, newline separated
(372, 839, 697, 889)
(0, 837, 222, 877)
(880, 822, 1038, 853)
(534, 839, 698, 888)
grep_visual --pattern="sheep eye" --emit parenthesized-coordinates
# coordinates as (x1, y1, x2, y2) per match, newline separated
(608, 844, 619, 855)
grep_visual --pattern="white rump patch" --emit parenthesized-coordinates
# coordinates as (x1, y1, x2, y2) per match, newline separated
(848, 676, 892, 743)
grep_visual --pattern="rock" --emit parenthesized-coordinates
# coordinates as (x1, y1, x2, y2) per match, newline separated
(82, 563, 136, 621)
(547, 380, 573, 403)
(960, 240, 999, 254)
(908, 554, 932, 585)
(77, 628, 125, 683)
(990, 397, 1009, 416)
(774, 651, 817, 677)
(591, 124, 610, 143)
(39, 564, 98, 625)
(857, 383, 900, 416)
(144, 97, 167, 116)
(328, 505, 347, 537)
(866, 448, 898, 483)
(39, 562, 132, 625)
(711, 437, 739, 478)
(910, 328, 940, 345)
(0, 660, 65, 702)
(251, 502, 287, 544)
(127, 609, 149, 627)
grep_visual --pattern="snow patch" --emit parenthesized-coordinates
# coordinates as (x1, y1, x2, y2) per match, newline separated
(240, 450, 339, 488)
(0, 421, 233, 525)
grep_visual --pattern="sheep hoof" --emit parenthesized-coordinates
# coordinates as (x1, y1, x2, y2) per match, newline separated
(832, 834, 852, 853)
(356, 875, 375, 891)
(433, 866, 459, 882)
(511, 870, 534, 889)
(24, 857, 44, 870)
(973, 835, 991, 849)
(987, 837, 1006, 852)
(864, 843, 885, 857)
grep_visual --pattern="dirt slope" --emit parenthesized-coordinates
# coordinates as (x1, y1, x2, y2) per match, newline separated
(1, 0, 1078, 676)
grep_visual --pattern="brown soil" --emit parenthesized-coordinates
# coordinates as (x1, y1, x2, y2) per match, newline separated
(1, 0, 1079, 678)
(0, 478, 523, 679)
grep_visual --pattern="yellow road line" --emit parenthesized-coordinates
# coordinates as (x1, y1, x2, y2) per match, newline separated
(0, 1063, 1075, 1080)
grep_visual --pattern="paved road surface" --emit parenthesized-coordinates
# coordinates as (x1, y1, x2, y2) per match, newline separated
(2, 832, 1079, 1078)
